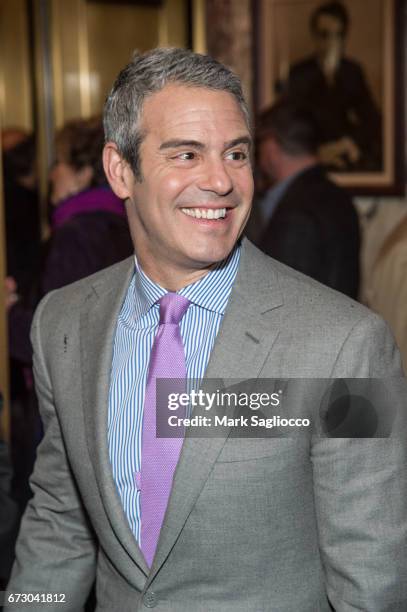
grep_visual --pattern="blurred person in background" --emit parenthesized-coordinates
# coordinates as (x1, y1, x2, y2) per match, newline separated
(367, 215, 407, 374)
(2, 130, 41, 301)
(256, 100, 360, 299)
(5, 117, 133, 511)
(2, 129, 41, 517)
(0, 392, 19, 590)
(283, 1, 382, 171)
(6, 116, 133, 365)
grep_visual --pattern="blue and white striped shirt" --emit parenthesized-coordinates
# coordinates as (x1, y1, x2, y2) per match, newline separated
(108, 244, 241, 544)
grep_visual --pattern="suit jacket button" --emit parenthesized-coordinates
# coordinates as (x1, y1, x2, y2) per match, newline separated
(143, 591, 158, 608)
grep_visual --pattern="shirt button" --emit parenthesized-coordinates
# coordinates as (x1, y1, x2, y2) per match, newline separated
(143, 590, 158, 608)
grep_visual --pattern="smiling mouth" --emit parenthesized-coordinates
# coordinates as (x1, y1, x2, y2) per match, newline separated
(180, 207, 228, 220)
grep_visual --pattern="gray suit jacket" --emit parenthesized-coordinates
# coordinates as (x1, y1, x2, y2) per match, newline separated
(6, 239, 407, 611)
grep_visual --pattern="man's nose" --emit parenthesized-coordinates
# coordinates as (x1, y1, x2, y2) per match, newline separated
(197, 157, 233, 196)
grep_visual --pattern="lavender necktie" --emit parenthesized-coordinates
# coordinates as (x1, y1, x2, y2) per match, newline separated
(140, 292, 190, 567)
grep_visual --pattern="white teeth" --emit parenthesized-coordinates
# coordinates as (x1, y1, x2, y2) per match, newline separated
(180, 207, 227, 219)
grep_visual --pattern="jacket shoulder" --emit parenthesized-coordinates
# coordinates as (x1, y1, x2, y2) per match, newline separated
(34, 256, 134, 320)
(286, 168, 353, 207)
(341, 56, 365, 77)
(241, 241, 402, 376)
(246, 239, 367, 323)
(275, 255, 363, 316)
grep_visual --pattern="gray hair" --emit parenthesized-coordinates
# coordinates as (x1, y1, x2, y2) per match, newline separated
(103, 47, 250, 180)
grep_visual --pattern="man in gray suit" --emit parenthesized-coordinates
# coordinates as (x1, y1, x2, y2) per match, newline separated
(6, 48, 407, 611)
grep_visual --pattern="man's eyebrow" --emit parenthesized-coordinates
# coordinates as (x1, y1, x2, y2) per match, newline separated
(159, 136, 253, 151)
(159, 139, 205, 150)
(224, 136, 252, 149)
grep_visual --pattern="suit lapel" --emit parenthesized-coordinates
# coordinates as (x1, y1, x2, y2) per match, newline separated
(80, 241, 284, 583)
(148, 239, 284, 579)
(80, 257, 150, 579)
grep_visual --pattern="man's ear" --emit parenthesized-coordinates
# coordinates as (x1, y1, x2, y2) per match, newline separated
(103, 142, 134, 199)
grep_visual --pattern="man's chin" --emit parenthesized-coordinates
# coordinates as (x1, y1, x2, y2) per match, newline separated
(186, 243, 237, 269)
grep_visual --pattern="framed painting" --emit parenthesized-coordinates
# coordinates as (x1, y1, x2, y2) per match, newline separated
(253, 0, 405, 195)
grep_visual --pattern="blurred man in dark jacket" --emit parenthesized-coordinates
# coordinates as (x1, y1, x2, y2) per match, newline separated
(256, 101, 360, 299)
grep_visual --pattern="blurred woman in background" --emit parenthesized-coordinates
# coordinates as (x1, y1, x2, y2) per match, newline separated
(7, 116, 133, 364)
(5, 116, 133, 511)
(43, 116, 133, 291)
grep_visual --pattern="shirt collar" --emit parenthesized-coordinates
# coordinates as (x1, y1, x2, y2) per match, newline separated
(261, 173, 296, 222)
(133, 243, 241, 321)
(133, 257, 166, 321)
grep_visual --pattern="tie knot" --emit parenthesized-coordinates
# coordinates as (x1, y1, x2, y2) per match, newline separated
(158, 293, 190, 325)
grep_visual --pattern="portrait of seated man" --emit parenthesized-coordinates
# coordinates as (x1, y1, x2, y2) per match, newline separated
(283, 1, 382, 172)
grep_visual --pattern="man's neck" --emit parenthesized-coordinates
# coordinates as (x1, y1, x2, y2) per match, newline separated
(135, 256, 216, 292)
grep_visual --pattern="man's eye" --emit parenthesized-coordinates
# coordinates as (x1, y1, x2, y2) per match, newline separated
(177, 152, 195, 160)
(226, 151, 247, 161)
